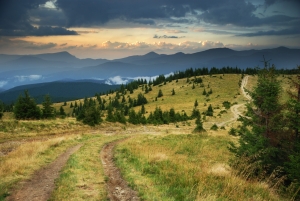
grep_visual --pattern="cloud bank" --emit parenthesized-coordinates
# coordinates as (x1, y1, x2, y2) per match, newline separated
(0, 0, 299, 36)
(14, 75, 43, 82)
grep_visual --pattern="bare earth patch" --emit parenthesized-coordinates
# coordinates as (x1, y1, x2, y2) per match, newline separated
(101, 139, 140, 201)
(7, 144, 82, 201)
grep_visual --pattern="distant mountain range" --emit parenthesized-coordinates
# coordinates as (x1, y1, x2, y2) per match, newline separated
(0, 47, 299, 90)
(0, 81, 120, 104)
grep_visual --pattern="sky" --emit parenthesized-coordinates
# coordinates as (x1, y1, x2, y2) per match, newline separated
(0, 0, 299, 59)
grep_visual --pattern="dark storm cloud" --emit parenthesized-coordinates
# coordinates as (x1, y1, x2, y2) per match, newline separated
(264, 0, 300, 7)
(198, 1, 298, 27)
(237, 27, 300, 36)
(0, 0, 298, 36)
(0, 0, 78, 36)
(54, 0, 298, 28)
(0, 26, 78, 36)
(29, 7, 67, 27)
(54, 0, 219, 26)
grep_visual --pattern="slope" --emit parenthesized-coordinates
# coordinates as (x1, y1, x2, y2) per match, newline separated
(0, 81, 120, 104)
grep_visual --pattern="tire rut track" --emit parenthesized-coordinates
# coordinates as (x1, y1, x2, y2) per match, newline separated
(7, 144, 82, 201)
(101, 139, 140, 201)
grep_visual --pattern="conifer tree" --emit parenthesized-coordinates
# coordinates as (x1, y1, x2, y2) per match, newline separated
(206, 104, 213, 116)
(114, 110, 126, 124)
(141, 104, 145, 114)
(193, 116, 205, 133)
(121, 95, 126, 103)
(14, 90, 41, 120)
(59, 106, 66, 117)
(157, 89, 163, 98)
(106, 106, 115, 122)
(42, 94, 54, 119)
(82, 105, 102, 126)
(229, 62, 284, 177)
(169, 108, 176, 123)
(284, 66, 300, 188)
(128, 109, 138, 124)
(194, 99, 198, 108)
(286, 66, 300, 141)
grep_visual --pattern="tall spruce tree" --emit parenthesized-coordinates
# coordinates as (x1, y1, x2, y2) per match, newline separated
(14, 90, 41, 120)
(229, 62, 284, 176)
(284, 66, 300, 191)
(42, 94, 54, 119)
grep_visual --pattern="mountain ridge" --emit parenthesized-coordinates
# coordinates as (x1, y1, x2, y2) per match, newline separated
(0, 46, 299, 90)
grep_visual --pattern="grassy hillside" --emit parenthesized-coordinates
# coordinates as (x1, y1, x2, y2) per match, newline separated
(62, 74, 244, 121)
(1, 73, 298, 200)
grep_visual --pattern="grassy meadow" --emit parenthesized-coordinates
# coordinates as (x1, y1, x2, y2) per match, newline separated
(115, 134, 286, 200)
(0, 73, 298, 200)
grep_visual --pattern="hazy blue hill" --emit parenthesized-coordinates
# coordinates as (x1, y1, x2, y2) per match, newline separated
(35, 51, 78, 63)
(0, 54, 21, 64)
(0, 81, 120, 104)
(0, 47, 299, 90)
(78, 58, 109, 67)
(72, 62, 147, 78)
(0, 56, 71, 72)
(115, 51, 162, 63)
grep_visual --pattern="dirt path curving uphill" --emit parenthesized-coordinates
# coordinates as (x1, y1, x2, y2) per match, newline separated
(101, 139, 140, 201)
(7, 144, 82, 201)
(241, 75, 252, 101)
(212, 76, 251, 128)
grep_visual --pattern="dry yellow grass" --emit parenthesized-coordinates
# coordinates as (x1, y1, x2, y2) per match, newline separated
(0, 117, 92, 143)
(57, 74, 243, 119)
(0, 134, 82, 198)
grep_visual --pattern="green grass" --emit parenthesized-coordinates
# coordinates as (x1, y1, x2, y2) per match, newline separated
(0, 134, 82, 200)
(115, 134, 287, 201)
(49, 134, 126, 201)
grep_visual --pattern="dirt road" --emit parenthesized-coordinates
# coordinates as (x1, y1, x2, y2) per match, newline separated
(7, 144, 82, 201)
(101, 139, 140, 201)
(212, 76, 251, 128)
(241, 75, 252, 100)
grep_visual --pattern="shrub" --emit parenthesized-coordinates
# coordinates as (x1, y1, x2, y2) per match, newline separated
(210, 124, 218, 130)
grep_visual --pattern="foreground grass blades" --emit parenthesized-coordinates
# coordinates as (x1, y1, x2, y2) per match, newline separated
(0, 135, 81, 200)
(49, 134, 127, 201)
(115, 134, 286, 201)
